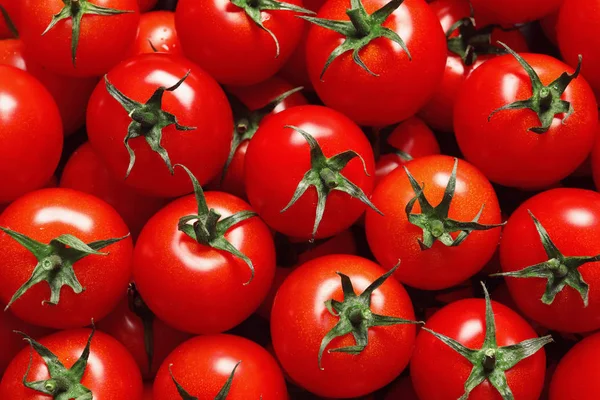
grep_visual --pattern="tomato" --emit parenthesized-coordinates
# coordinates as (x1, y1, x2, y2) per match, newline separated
(133, 166, 276, 334)
(540, 9, 559, 45)
(557, 0, 600, 99)
(138, 0, 157, 12)
(60, 142, 167, 239)
(471, 0, 563, 25)
(87, 53, 232, 197)
(211, 76, 307, 199)
(549, 331, 600, 400)
(154, 334, 288, 399)
(129, 11, 182, 56)
(305, 0, 446, 126)
(20, 0, 139, 77)
(418, 0, 528, 132)
(366, 155, 502, 290)
(271, 255, 417, 398)
(454, 49, 598, 189)
(374, 116, 440, 185)
(245, 105, 377, 241)
(0, 327, 143, 399)
(175, 0, 311, 86)
(0, 188, 133, 329)
(384, 376, 418, 400)
(0, 1, 19, 39)
(0, 65, 63, 204)
(499, 188, 600, 333)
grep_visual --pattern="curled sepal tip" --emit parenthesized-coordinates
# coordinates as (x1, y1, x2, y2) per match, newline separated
(169, 361, 241, 400)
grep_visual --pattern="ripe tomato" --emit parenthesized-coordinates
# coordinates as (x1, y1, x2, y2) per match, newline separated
(366, 155, 502, 290)
(557, 0, 600, 99)
(411, 288, 550, 400)
(154, 334, 288, 399)
(133, 167, 276, 334)
(499, 188, 600, 333)
(418, 0, 528, 132)
(471, 0, 562, 25)
(375, 116, 440, 185)
(271, 255, 417, 398)
(245, 105, 377, 240)
(129, 11, 182, 56)
(0, 65, 63, 204)
(138, 0, 157, 12)
(305, 0, 446, 126)
(87, 53, 232, 197)
(60, 142, 167, 239)
(549, 331, 600, 400)
(0, 188, 133, 329)
(212, 76, 307, 199)
(175, 0, 310, 86)
(0, 327, 143, 399)
(0, 1, 19, 39)
(454, 50, 598, 189)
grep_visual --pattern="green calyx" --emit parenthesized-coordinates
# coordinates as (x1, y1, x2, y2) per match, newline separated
(104, 72, 196, 178)
(281, 125, 383, 242)
(488, 42, 582, 133)
(221, 87, 304, 183)
(169, 361, 241, 400)
(128, 283, 155, 375)
(175, 164, 257, 284)
(423, 282, 553, 400)
(0, 4, 18, 38)
(229, 0, 314, 58)
(42, 0, 133, 67)
(301, 0, 411, 79)
(492, 211, 600, 307)
(16, 323, 96, 400)
(0, 227, 129, 310)
(404, 158, 504, 250)
(318, 262, 422, 370)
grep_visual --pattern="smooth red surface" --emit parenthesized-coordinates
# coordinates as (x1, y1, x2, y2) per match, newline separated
(0, 188, 133, 329)
(500, 188, 600, 333)
(412, 298, 547, 400)
(138, 0, 157, 12)
(87, 53, 232, 197)
(0, 329, 144, 399)
(367, 155, 501, 290)
(271, 255, 416, 398)
(153, 334, 288, 399)
(454, 53, 598, 189)
(129, 11, 182, 56)
(471, 0, 563, 25)
(0, 0, 19, 39)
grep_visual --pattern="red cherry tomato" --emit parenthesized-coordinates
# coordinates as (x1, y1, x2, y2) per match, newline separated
(306, 0, 446, 126)
(138, 0, 157, 12)
(175, 0, 307, 85)
(0, 188, 133, 329)
(366, 155, 502, 290)
(153, 334, 288, 399)
(471, 0, 562, 25)
(60, 142, 167, 239)
(454, 52, 598, 189)
(0, 65, 63, 204)
(245, 105, 376, 240)
(129, 11, 182, 56)
(0, 328, 144, 399)
(271, 255, 416, 398)
(87, 53, 232, 197)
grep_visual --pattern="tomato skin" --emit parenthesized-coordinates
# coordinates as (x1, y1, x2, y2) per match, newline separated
(366, 155, 501, 290)
(0, 328, 144, 399)
(0, 188, 133, 329)
(245, 105, 375, 240)
(129, 11, 182, 56)
(411, 298, 546, 400)
(0, 65, 63, 204)
(133, 192, 276, 334)
(499, 188, 600, 333)
(87, 53, 233, 198)
(175, 0, 306, 86)
(154, 334, 287, 399)
(471, 0, 562, 25)
(138, 0, 157, 12)
(306, 0, 446, 126)
(549, 332, 600, 400)
(271, 255, 416, 398)
(60, 142, 167, 239)
(0, 0, 19, 39)
(454, 53, 598, 189)
(418, 0, 528, 132)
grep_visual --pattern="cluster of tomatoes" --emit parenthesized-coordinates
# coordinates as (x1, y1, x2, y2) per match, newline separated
(1, 0, 599, 399)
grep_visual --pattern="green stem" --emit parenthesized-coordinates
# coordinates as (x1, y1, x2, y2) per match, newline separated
(70, 0, 81, 13)
(430, 220, 445, 238)
(320, 168, 339, 189)
(349, 308, 363, 326)
(130, 109, 158, 129)
(539, 88, 552, 111)
(41, 255, 62, 271)
(347, 8, 371, 37)
(482, 350, 496, 374)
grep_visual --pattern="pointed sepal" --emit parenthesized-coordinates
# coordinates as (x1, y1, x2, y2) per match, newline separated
(169, 361, 241, 400)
